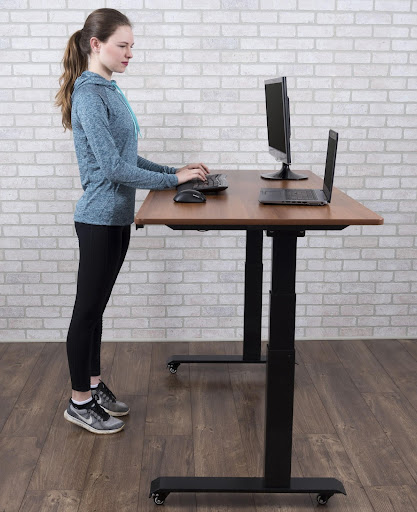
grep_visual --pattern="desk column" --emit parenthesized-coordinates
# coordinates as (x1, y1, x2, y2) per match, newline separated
(243, 229, 263, 361)
(264, 230, 300, 487)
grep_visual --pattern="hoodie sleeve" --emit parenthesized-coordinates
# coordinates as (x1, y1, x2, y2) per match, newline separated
(73, 90, 178, 190)
(136, 155, 178, 175)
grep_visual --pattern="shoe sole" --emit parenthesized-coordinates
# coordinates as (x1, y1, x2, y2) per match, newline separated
(101, 406, 130, 417)
(64, 410, 124, 434)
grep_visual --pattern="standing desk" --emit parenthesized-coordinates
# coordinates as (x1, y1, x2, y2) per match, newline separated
(135, 169, 383, 506)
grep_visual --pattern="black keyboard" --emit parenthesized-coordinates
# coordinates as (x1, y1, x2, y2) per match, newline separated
(176, 173, 228, 193)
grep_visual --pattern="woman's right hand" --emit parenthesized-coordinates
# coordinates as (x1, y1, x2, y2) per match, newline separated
(175, 163, 210, 185)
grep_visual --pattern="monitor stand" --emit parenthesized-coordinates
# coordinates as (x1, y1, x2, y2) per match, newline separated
(261, 163, 307, 180)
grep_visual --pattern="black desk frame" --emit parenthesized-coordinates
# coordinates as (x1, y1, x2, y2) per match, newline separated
(142, 224, 347, 506)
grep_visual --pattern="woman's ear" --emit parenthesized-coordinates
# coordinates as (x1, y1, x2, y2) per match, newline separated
(90, 37, 101, 54)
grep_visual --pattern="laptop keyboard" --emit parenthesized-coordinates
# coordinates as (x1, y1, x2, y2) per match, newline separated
(285, 189, 317, 200)
(176, 173, 228, 193)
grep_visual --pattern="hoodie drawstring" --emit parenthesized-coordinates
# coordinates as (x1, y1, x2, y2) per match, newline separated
(113, 83, 142, 141)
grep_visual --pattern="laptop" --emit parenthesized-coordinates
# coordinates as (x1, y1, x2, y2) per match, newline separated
(259, 130, 338, 206)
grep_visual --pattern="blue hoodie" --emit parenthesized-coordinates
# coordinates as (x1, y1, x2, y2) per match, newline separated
(71, 70, 178, 226)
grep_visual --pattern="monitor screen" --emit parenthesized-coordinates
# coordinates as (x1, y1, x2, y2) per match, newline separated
(265, 77, 291, 164)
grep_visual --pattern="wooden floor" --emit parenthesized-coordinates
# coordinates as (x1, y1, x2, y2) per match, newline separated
(0, 339, 416, 512)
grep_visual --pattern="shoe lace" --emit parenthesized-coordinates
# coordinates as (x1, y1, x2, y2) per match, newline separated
(98, 381, 117, 403)
(89, 398, 110, 421)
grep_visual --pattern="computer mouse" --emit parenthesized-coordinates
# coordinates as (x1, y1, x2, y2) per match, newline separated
(173, 189, 206, 203)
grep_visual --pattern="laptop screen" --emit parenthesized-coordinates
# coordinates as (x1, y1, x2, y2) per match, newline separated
(323, 130, 338, 202)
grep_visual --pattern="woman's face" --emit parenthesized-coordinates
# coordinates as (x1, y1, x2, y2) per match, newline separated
(90, 25, 134, 79)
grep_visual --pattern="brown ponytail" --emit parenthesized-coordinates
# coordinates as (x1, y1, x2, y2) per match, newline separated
(55, 8, 132, 132)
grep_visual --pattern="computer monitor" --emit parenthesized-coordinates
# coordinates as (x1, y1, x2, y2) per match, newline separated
(261, 77, 307, 180)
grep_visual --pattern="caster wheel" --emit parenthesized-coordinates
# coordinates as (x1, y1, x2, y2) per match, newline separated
(167, 363, 179, 374)
(153, 493, 165, 505)
(317, 494, 331, 505)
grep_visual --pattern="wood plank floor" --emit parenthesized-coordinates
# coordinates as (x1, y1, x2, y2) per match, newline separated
(0, 339, 416, 512)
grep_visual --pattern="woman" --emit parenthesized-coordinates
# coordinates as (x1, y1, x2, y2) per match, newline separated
(55, 8, 209, 434)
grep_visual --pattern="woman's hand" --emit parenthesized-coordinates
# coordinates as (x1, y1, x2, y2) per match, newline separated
(176, 163, 210, 185)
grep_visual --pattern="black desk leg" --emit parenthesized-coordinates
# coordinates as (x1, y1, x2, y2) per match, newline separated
(264, 230, 298, 486)
(263, 231, 346, 497)
(166, 229, 264, 373)
(149, 231, 346, 506)
(243, 229, 263, 361)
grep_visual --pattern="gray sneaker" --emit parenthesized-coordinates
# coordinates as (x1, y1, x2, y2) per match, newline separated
(91, 380, 130, 417)
(64, 397, 124, 434)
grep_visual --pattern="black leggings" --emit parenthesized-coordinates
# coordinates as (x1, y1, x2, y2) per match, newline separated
(66, 222, 131, 392)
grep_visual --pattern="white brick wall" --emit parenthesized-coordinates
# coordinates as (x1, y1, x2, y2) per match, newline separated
(1, 0, 416, 341)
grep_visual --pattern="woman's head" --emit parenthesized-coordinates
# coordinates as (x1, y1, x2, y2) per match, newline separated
(55, 8, 133, 132)
(88, 24, 134, 80)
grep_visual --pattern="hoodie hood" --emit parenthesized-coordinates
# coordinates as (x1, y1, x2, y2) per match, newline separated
(72, 70, 116, 97)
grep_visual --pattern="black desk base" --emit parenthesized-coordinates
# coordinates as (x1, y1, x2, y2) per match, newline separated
(150, 477, 346, 506)
(150, 228, 347, 507)
(166, 354, 266, 373)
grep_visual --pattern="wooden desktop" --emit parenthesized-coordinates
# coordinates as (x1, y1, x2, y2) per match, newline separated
(135, 169, 382, 228)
